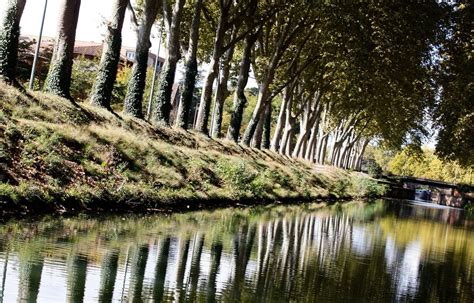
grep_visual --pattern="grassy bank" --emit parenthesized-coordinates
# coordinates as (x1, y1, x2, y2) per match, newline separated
(0, 83, 387, 219)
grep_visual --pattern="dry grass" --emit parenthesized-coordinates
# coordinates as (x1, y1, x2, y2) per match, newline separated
(0, 82, 381, 216)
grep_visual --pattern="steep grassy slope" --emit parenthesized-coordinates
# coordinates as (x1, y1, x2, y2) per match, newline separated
(0, 83, 385, 217)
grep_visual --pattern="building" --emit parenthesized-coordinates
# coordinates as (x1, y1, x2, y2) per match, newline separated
(20, 35, 165, 69)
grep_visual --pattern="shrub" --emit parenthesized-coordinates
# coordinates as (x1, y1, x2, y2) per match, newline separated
(351, 176, 388, 198)
(216, 159, 257, 193)
(329, 178, 352, 198)
(366, 159, 383, 177)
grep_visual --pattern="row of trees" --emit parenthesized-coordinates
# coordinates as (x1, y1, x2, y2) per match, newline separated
(0, 0, 471, 169)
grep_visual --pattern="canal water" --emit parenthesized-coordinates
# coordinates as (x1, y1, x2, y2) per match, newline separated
(0, 199, 472, 302)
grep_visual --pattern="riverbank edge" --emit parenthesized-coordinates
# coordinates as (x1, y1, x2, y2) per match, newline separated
(0, 83, 387, 221)
(0, 190, 367, 222)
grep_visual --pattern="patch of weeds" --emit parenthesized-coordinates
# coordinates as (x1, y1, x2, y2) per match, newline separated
(216, 159, 257, 193)
(329, 178, 352, 198)
(0, 183, 19, 203)
(4, 123, 22, 142)
(187, 159, 219, 187)
(265, 168, 291, 189)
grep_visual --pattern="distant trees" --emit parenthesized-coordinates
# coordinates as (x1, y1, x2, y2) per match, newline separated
(0, 0, 27, 83)
(387, 148, 473, 185)
(2, 0, 470, 171)
(44, 0, 82, 99)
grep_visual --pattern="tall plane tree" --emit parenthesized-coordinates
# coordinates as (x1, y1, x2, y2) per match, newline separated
(226, 31, 259, 142)
(154, 0, 186, 125)
(44, 0, 82, 99)
(0, 0, 27, 84)
(89, 0, 128, 108)
(194, 0, 257, 134)
(123, 0, 161, 118)
(175, 0, 204, 129)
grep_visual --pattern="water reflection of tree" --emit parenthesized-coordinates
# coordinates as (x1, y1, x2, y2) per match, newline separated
(153, 237, 171, 302)
(128, 245, 148, 303)
(18, 252, 44, 303)
(0, 202, 472, 301)
(98, 249, 119, 302)
(67, 254, 88, 303)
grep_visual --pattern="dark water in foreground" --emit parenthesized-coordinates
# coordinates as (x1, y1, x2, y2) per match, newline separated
(0, 200, 472, 302)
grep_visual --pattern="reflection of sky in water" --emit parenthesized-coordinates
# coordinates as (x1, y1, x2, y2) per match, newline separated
(351, 226, 373, 257)
(384, 235, 397, 269)
(396, 240, 422, 299)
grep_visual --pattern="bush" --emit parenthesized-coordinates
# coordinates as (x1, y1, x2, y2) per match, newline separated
(216, 159, 259, 194)
(351, 176, 388, 198)
(329, 178, 352, 198)
(366, 159, 383, 177)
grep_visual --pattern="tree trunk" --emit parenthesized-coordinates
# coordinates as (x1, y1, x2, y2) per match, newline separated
(242, 82, 270, 145)
(175, 0, 203, 129)
(270, 88, 290, 152)
(44, 0, 81, 99)
(251, 105, 266, 148)
(90, 0, 128, 108)
(0, 0, 27, 84)
(278, 94, 294, 155)
(262, 102, 272, 149)
(355, 138, 369, 171)
(194, 6, 228, 134)
(123, 0, 161, 118)
(226, 34, 254, 142)
(305, 121, 319, 161)
(154, 0, 185, 125)
(211, 42, 235, 138)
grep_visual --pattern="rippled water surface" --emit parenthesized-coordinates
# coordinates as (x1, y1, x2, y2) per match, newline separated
(0, 199, 472, 302)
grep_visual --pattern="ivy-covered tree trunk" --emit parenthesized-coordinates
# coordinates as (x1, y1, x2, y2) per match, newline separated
(226, 35, 254, 142)
(89, 0, 128, 108)
(44, 0, 81, 99)
(153, 0, 185, 125)
(175, 0, 203, 129)
(123, 0, 160, 118)
(0, 0, 27, 84)
(210, 43, 235, 138)
(262, 102, 272, 149)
